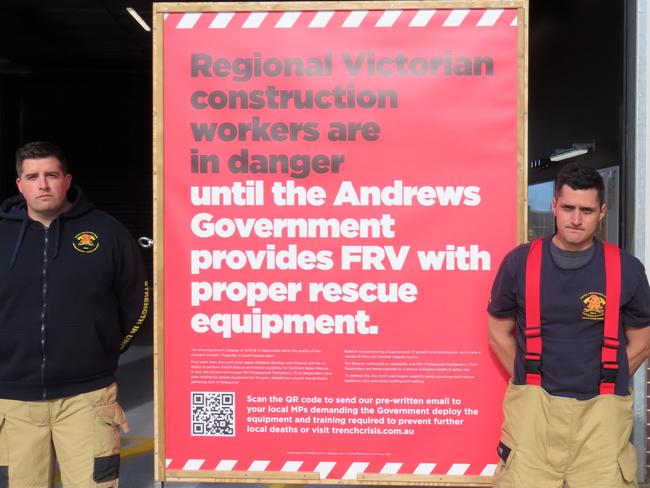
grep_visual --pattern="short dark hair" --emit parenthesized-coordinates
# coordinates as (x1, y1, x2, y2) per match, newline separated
(555, 162, 605, 204)
(15, 141, 69, 176)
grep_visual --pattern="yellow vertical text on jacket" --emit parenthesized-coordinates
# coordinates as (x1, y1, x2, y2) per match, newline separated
(120, 281, 150, 350)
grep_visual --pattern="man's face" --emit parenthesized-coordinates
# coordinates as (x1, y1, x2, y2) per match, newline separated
(16, 157, 72, 224)
(551, 184, 606, 251)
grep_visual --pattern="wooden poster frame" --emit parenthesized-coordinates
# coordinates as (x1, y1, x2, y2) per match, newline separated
(152, 1, 529, 484)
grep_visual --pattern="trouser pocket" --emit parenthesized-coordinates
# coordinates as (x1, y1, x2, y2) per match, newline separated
(496, 439, 516, 473)
(92, 384, 129, 485)
(617, 443, 638, 485)
(0, 415, 6, 488)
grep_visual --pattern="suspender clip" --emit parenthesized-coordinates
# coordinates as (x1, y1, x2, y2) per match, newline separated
(524, 354, 542, 374)
(600, 363, 619, 384)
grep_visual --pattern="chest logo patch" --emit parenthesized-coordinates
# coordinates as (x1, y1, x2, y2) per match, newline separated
(580, 292, 606, 320)
(73, 231, 99, 254)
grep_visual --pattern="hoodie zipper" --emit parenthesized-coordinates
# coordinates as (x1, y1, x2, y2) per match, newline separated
(40, 227, 48, 399)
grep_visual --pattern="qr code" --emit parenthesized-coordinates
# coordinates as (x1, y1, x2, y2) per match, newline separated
(191, 392, 235, 436)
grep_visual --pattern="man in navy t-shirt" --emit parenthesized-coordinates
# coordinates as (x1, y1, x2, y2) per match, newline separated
(488, 162, 650, 488)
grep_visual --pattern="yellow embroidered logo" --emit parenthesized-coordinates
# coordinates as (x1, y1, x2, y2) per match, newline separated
(580, 292, 606, 320)
(73, 231, 99, 254)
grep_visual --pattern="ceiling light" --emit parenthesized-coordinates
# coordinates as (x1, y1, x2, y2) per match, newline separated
(549, 142, 595, 162)
(127, 7, 151, 32)
(549, 147, 588, 162)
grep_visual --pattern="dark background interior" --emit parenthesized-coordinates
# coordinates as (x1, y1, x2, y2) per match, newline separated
(0, 0, 630, 284)
(0, 0, 153, 238)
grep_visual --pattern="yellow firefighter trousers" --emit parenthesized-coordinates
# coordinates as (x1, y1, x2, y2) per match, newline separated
(494, 383, 637, 488)
(0, 383, 128, 488)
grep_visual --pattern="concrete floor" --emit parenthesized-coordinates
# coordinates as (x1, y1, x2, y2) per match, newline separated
(50, 345, 215, 488)
(112, 345, 218, 488)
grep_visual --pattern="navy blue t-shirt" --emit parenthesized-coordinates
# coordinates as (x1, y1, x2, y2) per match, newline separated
(488, 237, 650, 400)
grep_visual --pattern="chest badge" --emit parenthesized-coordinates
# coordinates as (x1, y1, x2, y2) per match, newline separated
(73, 231, 99, 254)
(581, 292, 606, 320)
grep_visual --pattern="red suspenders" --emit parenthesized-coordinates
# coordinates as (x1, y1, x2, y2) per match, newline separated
(524, 239, 543, 386)
(601, 242, 621, 394)
(524, 238, 621, 395)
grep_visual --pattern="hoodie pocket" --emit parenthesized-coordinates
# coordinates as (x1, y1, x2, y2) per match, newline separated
(0, 329, 42, 381)
(46, 323, 115, 381)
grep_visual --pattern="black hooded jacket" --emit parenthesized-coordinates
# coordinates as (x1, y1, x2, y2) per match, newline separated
(0, 187, 149, 400)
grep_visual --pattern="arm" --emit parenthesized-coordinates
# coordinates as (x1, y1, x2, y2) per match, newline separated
(488, 314, 516, 377)
(625, 325, 650, 375)
(114, 226, 150, 352)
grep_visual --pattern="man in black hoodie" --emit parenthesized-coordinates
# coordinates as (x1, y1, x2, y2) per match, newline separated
(0, 141, 149, 487)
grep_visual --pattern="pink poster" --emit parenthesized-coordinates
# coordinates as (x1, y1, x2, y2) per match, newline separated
(161, 5, 521, 482)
